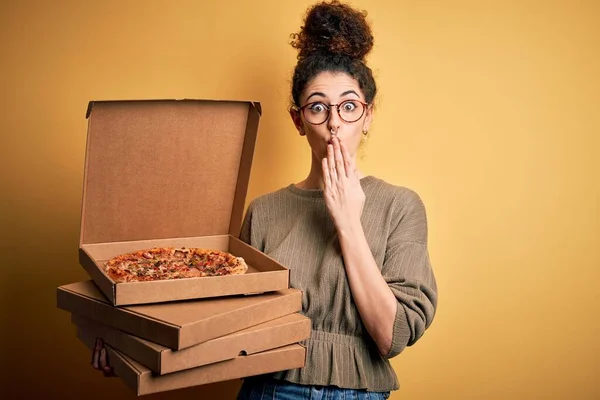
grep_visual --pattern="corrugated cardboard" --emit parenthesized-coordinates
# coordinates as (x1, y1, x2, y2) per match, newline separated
(79, 99, 289, 306)
(71, 313, 311, 375)
(57, 280, 302, 350)
(80, 235, 290, 306)
(77, 326, 306, 396)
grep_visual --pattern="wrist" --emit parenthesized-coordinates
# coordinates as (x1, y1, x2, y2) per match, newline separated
(336, 217, 363, 238)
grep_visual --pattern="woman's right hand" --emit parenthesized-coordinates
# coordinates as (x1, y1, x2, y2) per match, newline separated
(91, 338, 116, 377)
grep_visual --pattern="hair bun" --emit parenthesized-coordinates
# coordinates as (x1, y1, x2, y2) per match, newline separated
(291, 0, 374, 61)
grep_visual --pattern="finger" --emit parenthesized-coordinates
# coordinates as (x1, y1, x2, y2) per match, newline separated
(101, 349, 114, 377)
(327, 144, 337, 180)
(92, 350, 100, 369)
(332, 137, 346, 178)
(92, 338, 102, 369)
(100, 347, 109, 370)
(322, 157, 331, 189)
(338, 139, 355, 179)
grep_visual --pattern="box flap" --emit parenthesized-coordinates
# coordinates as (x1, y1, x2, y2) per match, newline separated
(80, 99, 260, 245)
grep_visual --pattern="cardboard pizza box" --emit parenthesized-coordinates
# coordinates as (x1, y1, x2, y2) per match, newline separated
(57, 280, 302, 350)
(79, 99, 289, 306)
(71, 312, 311, 375)
(76, 326, 306, 396)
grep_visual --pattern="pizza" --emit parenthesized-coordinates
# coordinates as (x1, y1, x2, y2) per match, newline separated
(103, 247, 248, 283)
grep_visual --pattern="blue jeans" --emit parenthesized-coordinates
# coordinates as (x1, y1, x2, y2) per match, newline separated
(237, 377, 391, 400)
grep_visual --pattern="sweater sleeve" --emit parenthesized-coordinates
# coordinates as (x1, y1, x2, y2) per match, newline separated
(239, 200, 255, 245)
(239, 199, 265, 251)
(381, 189, 438, 359)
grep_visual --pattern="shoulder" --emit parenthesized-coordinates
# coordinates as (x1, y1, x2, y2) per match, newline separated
(367, 177, 429, 242)
(366, 176, 426, 213)
(240, 186, 292, 243)
(244, 185, 292, 213)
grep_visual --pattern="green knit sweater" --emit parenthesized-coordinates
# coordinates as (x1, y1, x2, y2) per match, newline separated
(239, 176, 437, 391)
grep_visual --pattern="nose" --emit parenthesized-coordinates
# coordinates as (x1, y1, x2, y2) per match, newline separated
(327, 105, 342, 136)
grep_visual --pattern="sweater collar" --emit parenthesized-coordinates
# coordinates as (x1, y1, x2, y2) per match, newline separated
(286, 176, 377, 198)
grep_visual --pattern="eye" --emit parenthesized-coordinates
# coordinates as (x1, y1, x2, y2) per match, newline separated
(341, 101, 357, 112)
(308, 102, 327, 113)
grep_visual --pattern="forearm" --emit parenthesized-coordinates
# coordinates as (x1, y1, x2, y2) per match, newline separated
(337, 219, 398, 357)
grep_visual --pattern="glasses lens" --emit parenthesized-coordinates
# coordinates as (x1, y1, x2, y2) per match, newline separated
(338, 100, 365, 123)
(303, 102, 329, 124)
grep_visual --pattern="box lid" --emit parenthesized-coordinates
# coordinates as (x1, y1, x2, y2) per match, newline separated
(57, 280, 302, 350)
(76, 326, 306, 396)
(80, 99, 261, 245)
(71, 312, 311, 374)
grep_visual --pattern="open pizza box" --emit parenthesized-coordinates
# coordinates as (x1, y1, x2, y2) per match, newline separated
(57, 280, 302, 350)
(71, 312, 311, 375)
(79, 99, 289, 306)
(75, 325, 307, 396)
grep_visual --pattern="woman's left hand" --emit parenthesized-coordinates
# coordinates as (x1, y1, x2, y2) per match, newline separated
(322, 136, 366, 232)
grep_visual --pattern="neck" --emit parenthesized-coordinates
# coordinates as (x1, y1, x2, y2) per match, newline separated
(296, 151, 365, 190)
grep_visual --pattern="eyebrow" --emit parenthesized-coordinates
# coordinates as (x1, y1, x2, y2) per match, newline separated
(305, 90, 361, 102)
(306, 92, 326, 102)
(340, 90, 361, 99)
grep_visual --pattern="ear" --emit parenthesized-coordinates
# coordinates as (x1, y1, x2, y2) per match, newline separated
(362, 104, 374, 132)
(290, 108, 305, 136)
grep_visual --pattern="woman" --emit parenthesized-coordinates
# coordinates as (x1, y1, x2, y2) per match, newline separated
(235, 1, 437, 399)
(92, 2, 437, 398)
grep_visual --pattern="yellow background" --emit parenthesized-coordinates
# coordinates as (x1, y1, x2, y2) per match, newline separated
(1, 0, 598, 399)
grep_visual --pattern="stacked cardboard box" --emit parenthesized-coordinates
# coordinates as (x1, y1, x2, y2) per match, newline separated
(56, 100, 310, 396)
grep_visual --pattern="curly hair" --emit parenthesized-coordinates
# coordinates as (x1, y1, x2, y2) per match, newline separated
(290, 0, 377, 107)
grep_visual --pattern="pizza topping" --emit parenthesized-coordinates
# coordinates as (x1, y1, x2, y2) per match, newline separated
(173, 250, 186, 258)
(104, 247, 248, 283)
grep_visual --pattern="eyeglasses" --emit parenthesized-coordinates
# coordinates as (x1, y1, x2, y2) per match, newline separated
(293, 100, 369, 125)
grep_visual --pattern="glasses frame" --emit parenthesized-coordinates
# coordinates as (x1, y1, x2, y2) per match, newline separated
(293, 100, 370, 125)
